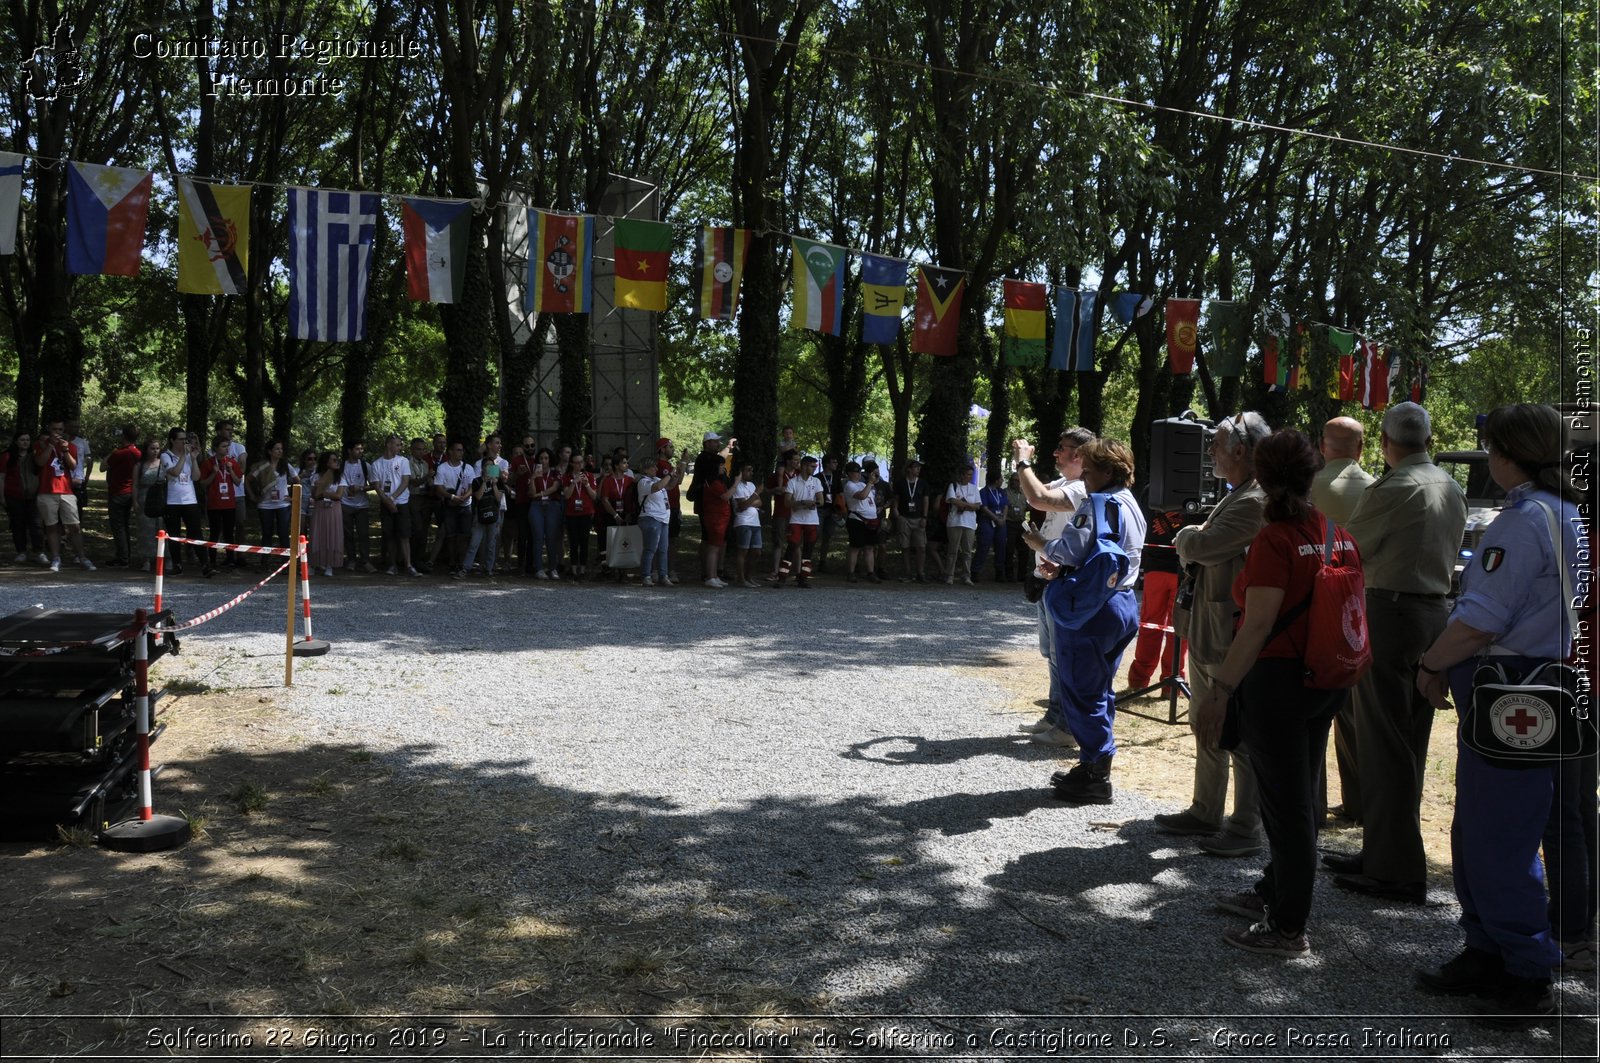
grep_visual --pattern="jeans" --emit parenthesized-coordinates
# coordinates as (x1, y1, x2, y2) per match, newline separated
(639, 515, 669, 580)
(528, 500, 563, 573)
(461, 512, 504, 574)
(565, 514, 593, 567)
(973, 520, 1007, 578)
(259, 506, 291, 550)
(107, 494, 133, 563)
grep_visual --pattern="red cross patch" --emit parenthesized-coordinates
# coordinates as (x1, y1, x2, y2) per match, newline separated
(1481, 547, 1505, 572)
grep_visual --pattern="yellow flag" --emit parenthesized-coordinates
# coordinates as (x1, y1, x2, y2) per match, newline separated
(177, 179, 250, 294)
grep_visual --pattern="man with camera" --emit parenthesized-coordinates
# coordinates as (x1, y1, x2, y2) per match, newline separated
(34, 419, 94, 573)
(1155, 412, 1269, 856)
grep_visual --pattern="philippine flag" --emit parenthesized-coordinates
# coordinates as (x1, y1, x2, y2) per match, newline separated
(66, 161, 152, 275)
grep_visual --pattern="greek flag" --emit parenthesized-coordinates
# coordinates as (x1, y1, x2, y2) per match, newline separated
(288, 187, 378, 342)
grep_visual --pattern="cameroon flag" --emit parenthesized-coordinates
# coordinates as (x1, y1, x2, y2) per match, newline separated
(176, 178, 249, 295)
(1002, 280, 1046, 367)
(912, 264, 964, 356)
(614, 218, 671, 311)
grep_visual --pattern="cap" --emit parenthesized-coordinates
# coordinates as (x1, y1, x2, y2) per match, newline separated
(703, 431, 721, 442)
(656, 437, 671, 451)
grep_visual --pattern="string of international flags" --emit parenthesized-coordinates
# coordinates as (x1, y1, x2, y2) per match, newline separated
(0, 154, 1413, 410)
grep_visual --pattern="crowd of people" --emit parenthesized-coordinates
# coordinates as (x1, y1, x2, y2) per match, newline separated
(3, 402, 1593, 1025)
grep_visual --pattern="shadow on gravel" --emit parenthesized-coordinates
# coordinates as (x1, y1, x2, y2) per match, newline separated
(4, 737, 1596, 1060)
(842, 733, 1065, 766)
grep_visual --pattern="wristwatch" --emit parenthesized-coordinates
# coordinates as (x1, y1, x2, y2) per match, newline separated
(1015, 460, 1031, 470)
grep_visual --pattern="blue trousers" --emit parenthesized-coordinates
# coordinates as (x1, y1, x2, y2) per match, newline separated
(974, 521, 1008, 578)
(639, 515, 669, 580)
(1448, 658, 1562, 978)
(1048, 588, 1138, 763)
(1037, 598, 1063, 729)
(527, 500, 562, 573)
(1545, 752, 1598, 943)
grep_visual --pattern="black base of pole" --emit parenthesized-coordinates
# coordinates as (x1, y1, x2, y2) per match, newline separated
(99, 814, 191, 852)
(292, 639, 331, 657)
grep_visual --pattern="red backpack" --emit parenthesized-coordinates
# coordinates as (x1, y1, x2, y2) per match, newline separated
(1272, 516, 1372, 690)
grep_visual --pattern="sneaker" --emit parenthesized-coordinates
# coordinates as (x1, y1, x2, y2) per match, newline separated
(1416, 946, 1506, 997)
(741, 579, 760, 589)
(48, 558, 60, 573)
(1028, 726, 1076, 748)
(1198, 831, 1264, 858)
(323, 567, 334, 578)
(36, 552, 50, 565)
(1018, 716, 1053, 733)
(407, 567, 421, 577)
(79, 558, 97, 571)
(944, 577, 954, 585)
(641, 577, 654, 587)
(451, 570, 465, 580)
(704, 578, 726, 588)
(384, 566, 398, 576)
(961, 576, 973, 585)
(1213, 889, 1268, 920)
(1223, 921, 1310, 958)
(1153, 810, 1220, 836)
(660, 576, 676, 586)
(362, 562, 377, 573)
(13, 552, 25, 563)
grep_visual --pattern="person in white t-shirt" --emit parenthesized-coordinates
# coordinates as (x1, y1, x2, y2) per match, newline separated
(728, 463, 765, 588)
(430, 441, 473, 572)
(372, 433, 419, 576)
(160, 428, 205, 574)
(839, 461, 883, 583)
(771, 454, 825, 588)
(458, 435, 511, 578)
(636, 447, 685, 586)
(1011, 428, 1094, 747)
(339, 440, 375, 572)
(944, 463, 982, 584)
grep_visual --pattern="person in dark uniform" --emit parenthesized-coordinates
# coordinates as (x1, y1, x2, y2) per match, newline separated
(1414, 403, 1586, 1024)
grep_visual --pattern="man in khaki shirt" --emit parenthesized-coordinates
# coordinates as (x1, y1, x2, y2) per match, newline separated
(1310, 416, 1375, 823)
(1330, 402, 1467, 904)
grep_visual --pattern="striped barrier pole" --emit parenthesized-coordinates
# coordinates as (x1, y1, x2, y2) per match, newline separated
(99, 611, 191, 852)
(154, 531, 166, 614)
(299, 536, 314, 642)
(134, 608, 152, 821)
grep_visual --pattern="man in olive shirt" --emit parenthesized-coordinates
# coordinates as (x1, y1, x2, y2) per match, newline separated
(1332, 402, 1466, 904)
(1311, 416, 1376, 823)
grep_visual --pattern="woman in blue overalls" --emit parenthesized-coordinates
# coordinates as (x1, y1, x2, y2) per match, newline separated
(1413, 403, 1585, 1024)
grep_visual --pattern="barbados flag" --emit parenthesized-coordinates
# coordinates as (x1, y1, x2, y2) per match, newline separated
(860, 253, 907, 345)
(528, 210, 595, 314)
(790, 237, 846, 335)
(66, 161, 151, 276)
(401, 197, 471, 304)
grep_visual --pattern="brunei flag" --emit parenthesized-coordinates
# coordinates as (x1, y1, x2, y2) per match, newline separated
(912, 265, 965, 356)
(695, 226, 748, 320)
(614, 218, 671, 311)
(791, 237, 847, 335)
(1003, 281, 1046, 367)
(860, 252, 907, 345)
(177, 179, 249, 295)
(66, 161, 151, 276)
(527, 210, 595, 314)
(401, 197, 471, 304)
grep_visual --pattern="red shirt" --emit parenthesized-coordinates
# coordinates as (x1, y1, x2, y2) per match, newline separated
(1234, 510, 1362, 659)
(563, 472, 596, 517)
(200, 456, 242, 510)
(33, 440, 75, 494)
(598, 473, 634, 519)
(106, 444, 143, 497)
(701, 479, 732, 529)
(529, 472, 561, 503)
(0, 451, 30, 500)
(508, 454, 532, 503)
(767, 469, 793, 519)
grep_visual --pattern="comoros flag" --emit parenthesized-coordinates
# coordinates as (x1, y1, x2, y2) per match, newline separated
(791, 237, 846, 335)
(402, 197, 472, 304)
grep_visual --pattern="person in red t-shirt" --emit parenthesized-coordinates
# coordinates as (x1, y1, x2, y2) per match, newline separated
(199, 436, 243, 576)
(524, 449, 563, 578)
(593, 454, 632, 579)
(33, 419, 92, 572)
(699, 469, 732, 588)
(561, 454, 598, 578)
(1191, 429, 1361, 960)
(102, 426, 143, 567)
(507, 443, 534, 574)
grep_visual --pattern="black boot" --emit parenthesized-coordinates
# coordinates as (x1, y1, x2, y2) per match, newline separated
(1051, 757, 1113, 805)
(1476, 973, 1556, 1029)
(1416, 946, 1505, 997)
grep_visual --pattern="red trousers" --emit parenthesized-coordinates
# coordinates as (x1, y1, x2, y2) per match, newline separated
(1129, 570, 1186, 686)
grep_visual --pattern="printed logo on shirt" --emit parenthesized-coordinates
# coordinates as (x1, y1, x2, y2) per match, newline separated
(1481, 547, 1505, 572)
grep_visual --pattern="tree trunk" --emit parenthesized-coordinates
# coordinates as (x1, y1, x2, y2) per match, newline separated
(733, 230, 780, 478)
(554, 313, 592, 449)
(439, 212, 493, 447)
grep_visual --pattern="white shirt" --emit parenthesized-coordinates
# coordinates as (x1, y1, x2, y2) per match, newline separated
(786, 474, 824, 526)
(340, 458, 370, 509)
(372, 454, 411, 506)
(160, 450, 199, 506)
(70, 436, 90, 484)
(732, 481, 760, 528)
(434, 460, 471, 504)
(1035, 475, 1087, 574)
(637, 473, 669, 521)
(946, 482, 980, 530)
(842, 479, 876, 521)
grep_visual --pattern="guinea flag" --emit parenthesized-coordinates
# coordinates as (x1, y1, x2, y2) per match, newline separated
(912, 264, 964, 356)
(1002, 280, 1046, 367)
(401, 196, 471, 304)
(613, 218, 671, 311)
(527, 210, 595, 314)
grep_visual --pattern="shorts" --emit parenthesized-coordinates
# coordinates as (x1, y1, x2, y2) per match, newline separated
(702, 516, 729, 547)
(380, 503, 413, 540)
(845, 516, 878, 548)
(787, 522, 819, 545)
(37, 492, 79, 527)
(732, 524, 763, 550)
(442, 504, 473, 537)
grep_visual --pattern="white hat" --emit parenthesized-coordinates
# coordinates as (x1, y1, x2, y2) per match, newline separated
(703, 431, 721, 442)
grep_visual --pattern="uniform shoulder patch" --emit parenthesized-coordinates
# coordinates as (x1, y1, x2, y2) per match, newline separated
(1481, 547, 1506, 572)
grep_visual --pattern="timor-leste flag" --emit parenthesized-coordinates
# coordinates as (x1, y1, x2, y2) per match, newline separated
(400, 196, 470, 303)
(860, 253, 907, 345)
(791, 237, 847, 335)
(613, 218, 671, 311)
(1002, 280, 1047, 367)
(527, 210, 595, 314)
(912, 264, 964, 356)
(177, 178, 250, 295)
(1165, 298, 1200, 374)
(695, 226, 748, 320)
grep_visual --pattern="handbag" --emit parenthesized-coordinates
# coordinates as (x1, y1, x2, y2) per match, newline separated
(143, 480, 167, 517)
(1461, 497, 1596, 767)
(606, 523, 642, 569)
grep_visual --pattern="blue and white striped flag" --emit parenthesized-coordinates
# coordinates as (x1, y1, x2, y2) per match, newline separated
(288, 187, 378, 342)
(0, 152, 22, 256)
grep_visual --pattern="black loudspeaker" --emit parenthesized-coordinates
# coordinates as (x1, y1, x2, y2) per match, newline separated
(1149, 414, 1220, 513)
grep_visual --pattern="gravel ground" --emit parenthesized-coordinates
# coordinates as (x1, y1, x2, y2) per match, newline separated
(9, 572, 1598, 1057)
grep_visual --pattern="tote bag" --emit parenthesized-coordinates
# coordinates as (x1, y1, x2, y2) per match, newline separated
(606, 523, 642, 569)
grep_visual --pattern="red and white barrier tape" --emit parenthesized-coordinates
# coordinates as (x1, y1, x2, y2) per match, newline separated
(159, 536, 296, 557)
(147, 558, 294, 633)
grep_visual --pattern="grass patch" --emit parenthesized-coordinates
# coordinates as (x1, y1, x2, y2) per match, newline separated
(227, 780, 268, 815)
(165, 676, 213, 695)
(347, 749, 374, 764)
(55, 825, 96, 848)
(378, 840, 426, 862)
